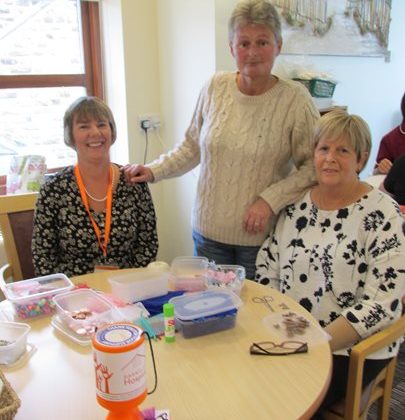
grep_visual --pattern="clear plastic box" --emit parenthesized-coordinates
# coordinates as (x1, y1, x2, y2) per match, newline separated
(169, 256, 209, 292)
(52, 289, 115, 336)
(1, 274, 73, 319)
(206, 264, 246, 295)
(108, 270, 169, 303)
(169, 290, 242, 338)
(0, 321, 30, 365)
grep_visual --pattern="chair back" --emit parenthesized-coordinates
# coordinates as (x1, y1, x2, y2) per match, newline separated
(323, 296, 405, 420)
(0, 193, 38, 281)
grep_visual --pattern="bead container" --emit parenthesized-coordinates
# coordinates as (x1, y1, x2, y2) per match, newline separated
(169, 256, 209, 292)
(169, 290, 242, 338)
(0, 321, 30, 365)
(1, 274, 73, 319)
(53, 289, 116, 337)
(108, 269, 169, 304)
(206, 264, 246, 296)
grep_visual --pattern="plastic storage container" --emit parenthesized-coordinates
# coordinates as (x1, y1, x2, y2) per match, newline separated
(1, 273, 73, 319)
(0, 321, 30, 365)
(53, 289, 115, 336)
(169, 256, 209, 292)
(206, 264, 246, 295)
(108, 270, 169, 304)
(169, 290, 242, 338)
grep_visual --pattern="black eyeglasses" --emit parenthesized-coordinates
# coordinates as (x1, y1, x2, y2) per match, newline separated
(249, 341, 308, 356)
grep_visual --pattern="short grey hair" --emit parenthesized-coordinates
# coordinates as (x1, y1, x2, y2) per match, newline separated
(313, 110, 371, 173)
(63, 96, 117, 149)
(228, 0, 282, 44)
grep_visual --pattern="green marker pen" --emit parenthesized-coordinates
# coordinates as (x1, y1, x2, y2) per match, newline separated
(163, 303, 175, 343)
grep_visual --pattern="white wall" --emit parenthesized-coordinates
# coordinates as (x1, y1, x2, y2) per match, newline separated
(215, 0, 405, 178)
(101, 0, 167, 261)
(100, 0, 129, 165)
(101, 0, 162, 166)
(155, 0, 216, 262)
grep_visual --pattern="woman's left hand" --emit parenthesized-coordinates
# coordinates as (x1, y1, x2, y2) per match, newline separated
(243, 198, 273, 234)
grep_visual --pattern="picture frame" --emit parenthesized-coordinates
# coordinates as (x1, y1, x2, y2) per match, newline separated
(275, 0, 392, 62)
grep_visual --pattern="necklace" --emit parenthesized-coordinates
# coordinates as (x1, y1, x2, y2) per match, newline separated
(399, 123, 405, 135)
(84, 165, 114, 202)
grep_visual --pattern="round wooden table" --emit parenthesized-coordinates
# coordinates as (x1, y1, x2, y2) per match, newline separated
(1, 269, 332, 420)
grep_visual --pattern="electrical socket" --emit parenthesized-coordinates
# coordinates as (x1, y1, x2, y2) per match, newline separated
(138, 114, 161, 132)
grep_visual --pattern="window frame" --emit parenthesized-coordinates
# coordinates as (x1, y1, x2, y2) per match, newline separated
(0, 1, 103, 193)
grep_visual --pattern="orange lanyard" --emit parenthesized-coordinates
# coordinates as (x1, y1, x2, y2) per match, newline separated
(74, 164, 113, 257)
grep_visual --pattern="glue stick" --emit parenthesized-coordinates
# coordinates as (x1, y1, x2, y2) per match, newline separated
(163, 303, 175, 343)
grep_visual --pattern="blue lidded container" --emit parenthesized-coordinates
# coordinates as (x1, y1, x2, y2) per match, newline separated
(169, 290, 242, 338)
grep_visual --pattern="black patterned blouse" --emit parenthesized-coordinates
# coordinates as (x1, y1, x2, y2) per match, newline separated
(255, 188, 405, 359)
(32, 166, 158, 277)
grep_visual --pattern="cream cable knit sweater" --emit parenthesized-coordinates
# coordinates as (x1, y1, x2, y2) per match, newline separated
(149, 72, 319, 246)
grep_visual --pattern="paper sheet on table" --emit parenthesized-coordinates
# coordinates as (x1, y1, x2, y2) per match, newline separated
(262, 310, 331, 346)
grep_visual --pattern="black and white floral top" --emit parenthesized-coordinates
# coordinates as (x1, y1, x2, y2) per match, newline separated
(255, 188, 405, 358)
(32, 166, 158, 277)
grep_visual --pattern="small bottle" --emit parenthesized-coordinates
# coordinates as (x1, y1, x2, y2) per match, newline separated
(163, 303, 175, 343)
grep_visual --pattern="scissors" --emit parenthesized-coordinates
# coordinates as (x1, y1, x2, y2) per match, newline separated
(252, 295, 275, 312)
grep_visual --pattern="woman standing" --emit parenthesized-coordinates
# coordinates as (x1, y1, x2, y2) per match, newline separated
(124, 0, 318, 279)
(256, 110, 405, 409)
(32, 96, 158, 277)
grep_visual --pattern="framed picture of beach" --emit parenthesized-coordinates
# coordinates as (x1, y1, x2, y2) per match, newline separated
(274, 0, 392, 60)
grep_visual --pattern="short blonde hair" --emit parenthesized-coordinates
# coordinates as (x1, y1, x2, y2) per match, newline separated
(63, 96, 117, 149)
(228, 0, 282, 44)
(313, 110, 371, 173)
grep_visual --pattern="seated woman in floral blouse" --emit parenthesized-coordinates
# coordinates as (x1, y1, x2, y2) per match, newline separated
(32, 96, 158, 277)
(255, 110, 405, 409)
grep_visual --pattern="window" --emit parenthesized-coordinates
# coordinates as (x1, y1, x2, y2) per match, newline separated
(0, 0, 103, 192)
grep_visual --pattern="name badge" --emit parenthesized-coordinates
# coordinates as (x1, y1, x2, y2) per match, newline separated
(94, 264, 120, 272)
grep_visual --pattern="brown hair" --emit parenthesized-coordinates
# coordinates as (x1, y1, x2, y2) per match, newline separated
(63, 96, 117, 149)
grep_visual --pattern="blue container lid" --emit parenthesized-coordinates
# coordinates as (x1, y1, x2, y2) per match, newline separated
(169, 290, 242, 321)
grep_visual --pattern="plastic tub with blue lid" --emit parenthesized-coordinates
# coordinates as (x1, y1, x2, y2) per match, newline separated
(169, 290, 242, 338)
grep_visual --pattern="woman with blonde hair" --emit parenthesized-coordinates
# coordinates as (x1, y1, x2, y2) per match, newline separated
(256, 110, 405, 409)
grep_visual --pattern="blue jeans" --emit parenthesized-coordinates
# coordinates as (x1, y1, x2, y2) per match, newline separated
(192, 230, 260, 280)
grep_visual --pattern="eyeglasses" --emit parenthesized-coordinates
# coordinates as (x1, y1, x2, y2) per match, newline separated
(249, 341, 308, 356)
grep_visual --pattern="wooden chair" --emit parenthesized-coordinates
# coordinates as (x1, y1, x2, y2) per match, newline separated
(322, 297, 405, 420)
(0, 193, 38, 282)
